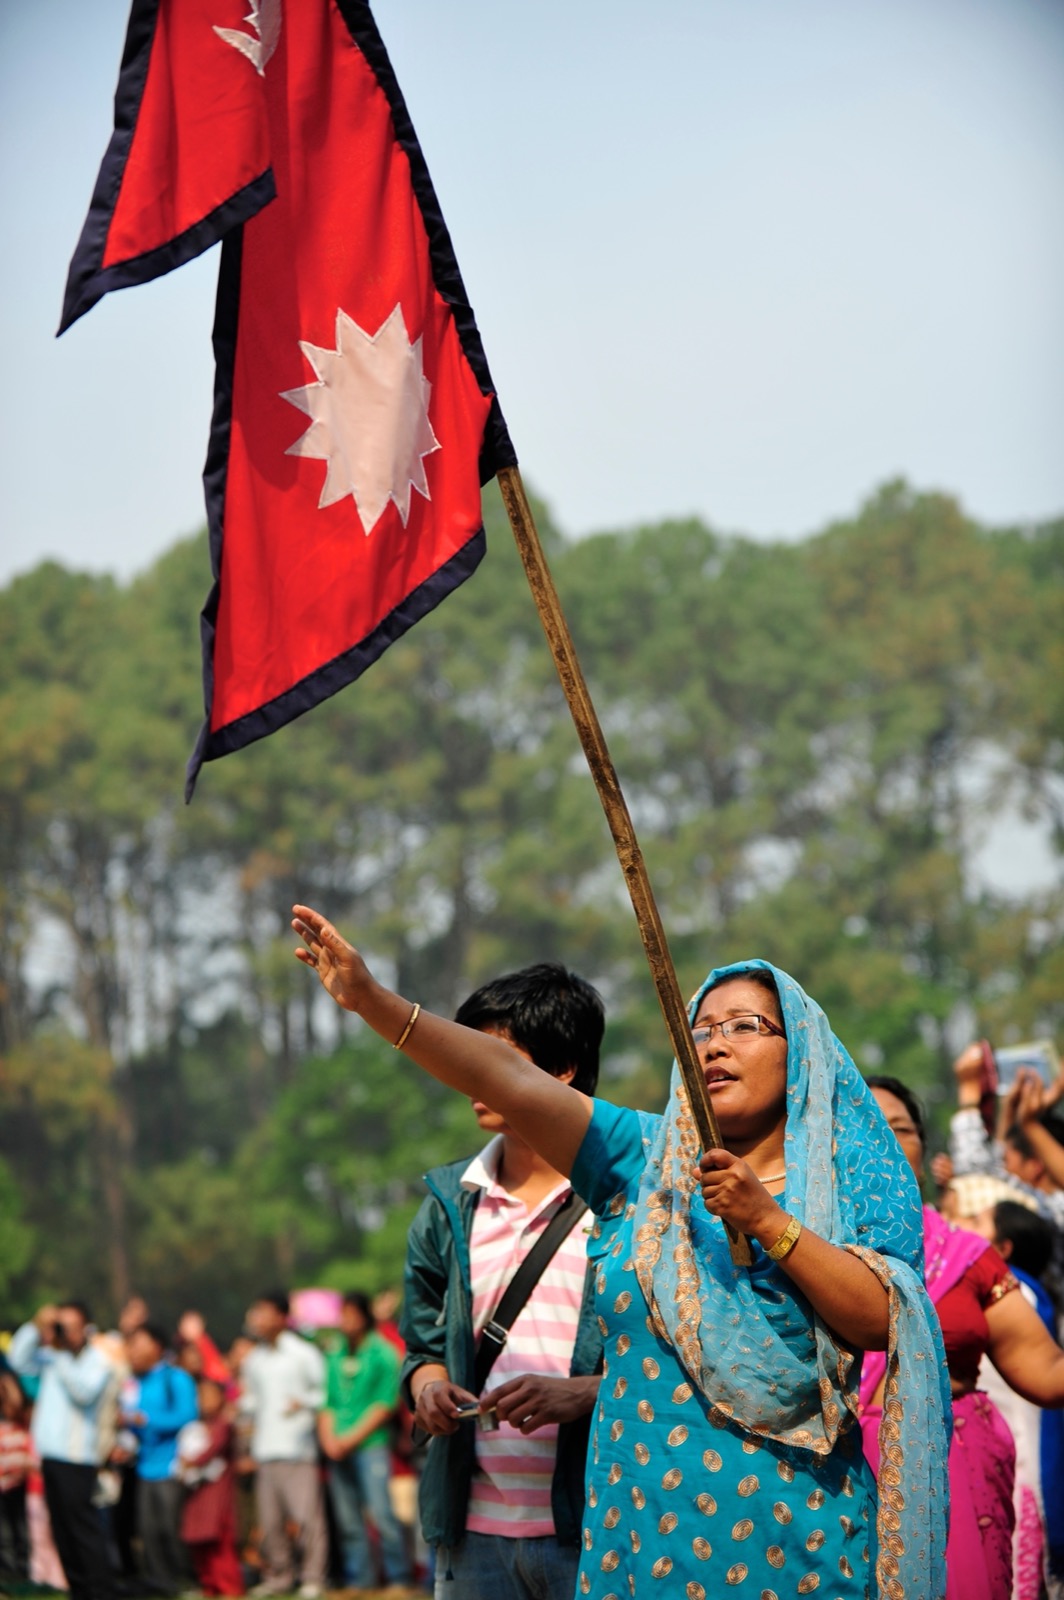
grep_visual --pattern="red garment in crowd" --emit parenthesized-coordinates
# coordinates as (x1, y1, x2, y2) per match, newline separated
(192, 1334, 231, 1385)
(180, 1419, 244, 1597)
(935, 1246, 1017, 1385)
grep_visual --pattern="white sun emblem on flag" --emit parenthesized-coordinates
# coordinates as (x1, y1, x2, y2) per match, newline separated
(281, 304, 440, 536)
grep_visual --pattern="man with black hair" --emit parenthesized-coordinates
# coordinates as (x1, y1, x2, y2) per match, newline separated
(242, 1291, 327, 1599)
(400, 962, 605, 1600)
(123, 1324, 198, 1598)
(8, 1301, 120, 1600)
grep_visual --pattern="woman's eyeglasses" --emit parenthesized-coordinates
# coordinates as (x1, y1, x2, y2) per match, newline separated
(692, 1014, 786, 1046)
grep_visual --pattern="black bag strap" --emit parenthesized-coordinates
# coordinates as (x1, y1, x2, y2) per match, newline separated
(472, 1189, 588, 1395)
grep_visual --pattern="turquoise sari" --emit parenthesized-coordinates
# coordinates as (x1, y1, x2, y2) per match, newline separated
(571, 960, 950, 1600)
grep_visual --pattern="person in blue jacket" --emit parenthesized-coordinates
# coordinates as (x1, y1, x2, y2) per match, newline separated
(123, 1324, 198, 1597)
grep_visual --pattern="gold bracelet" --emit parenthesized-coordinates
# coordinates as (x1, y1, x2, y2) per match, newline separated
(393, 1002, 421, 1051)
(765, 1213, 802, 1263)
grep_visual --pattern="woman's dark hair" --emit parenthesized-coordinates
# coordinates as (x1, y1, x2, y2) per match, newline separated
(255, 1289, 290, 1317)
(993, 1200, 1056, 1281)
(700, 969, 784, 1031)
(455, 963, 605, 1096)
(58, 1299, 93, 1325)
(134, 1322, 171, 1352)
(342, 1290, 375, 1328)
(864, 1075, 927, 1149)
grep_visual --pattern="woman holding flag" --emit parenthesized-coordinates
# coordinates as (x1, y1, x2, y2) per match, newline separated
(292, 905, 949, 1599)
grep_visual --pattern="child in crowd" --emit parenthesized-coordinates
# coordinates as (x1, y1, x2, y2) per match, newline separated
(179, 1378, 245, 1597)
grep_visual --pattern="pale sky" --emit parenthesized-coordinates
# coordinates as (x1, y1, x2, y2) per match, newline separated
(1, 0, 1062, 588)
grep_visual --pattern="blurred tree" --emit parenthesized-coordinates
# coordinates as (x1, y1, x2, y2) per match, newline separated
(0, 482, 1059, 1330)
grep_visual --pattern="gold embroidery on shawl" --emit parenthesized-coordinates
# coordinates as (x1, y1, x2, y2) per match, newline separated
(845, 1242, 908, 1600)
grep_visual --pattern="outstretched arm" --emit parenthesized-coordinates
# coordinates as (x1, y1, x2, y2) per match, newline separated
(292, 906, 593, 1178)
(986, 1284, 1064, 1408)
(1012, 1068, 1064, 1190)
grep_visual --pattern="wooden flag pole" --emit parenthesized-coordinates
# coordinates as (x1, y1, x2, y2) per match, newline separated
(497, 465, 753, 1267)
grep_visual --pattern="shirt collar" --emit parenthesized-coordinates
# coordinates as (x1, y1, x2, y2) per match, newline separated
(460, 1136, 504, 1192)
(460, 1136, 573, 1218)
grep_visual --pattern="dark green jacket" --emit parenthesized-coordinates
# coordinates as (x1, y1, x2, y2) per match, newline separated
(399, 1154, 603, 1550)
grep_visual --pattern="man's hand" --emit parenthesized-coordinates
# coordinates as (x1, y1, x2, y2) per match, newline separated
(292, 906, 373, 1014)
(1013, 1066, 1058, 1127)
(929, 1152, 954, 1190)
(485, 1375, 600, 1434)
(953, 1043, 985, 1109)
(413, 1378, 478, 1437)
(34, 1304, 60, 1343)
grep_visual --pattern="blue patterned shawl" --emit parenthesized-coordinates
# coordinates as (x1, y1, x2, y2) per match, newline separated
(631, 958, 951, 1600)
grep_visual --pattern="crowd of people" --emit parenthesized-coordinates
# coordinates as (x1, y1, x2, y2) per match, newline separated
(2, 927, 1064, 1600)
(0, 1291, 421, 1600)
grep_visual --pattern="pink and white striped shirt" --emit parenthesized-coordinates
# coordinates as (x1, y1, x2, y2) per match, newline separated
(462, 1137, 591, 1537)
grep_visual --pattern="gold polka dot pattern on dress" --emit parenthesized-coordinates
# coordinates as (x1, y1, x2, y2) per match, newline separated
(806, 1488, 825, 1510)
(737, 1474, 759, 1497)
(658, 1513, 678, 1535)
(600, 1550, 621, 1573)
(696, 1492, 717, 1516)
(686, 1585, 706, 1600)
(838, 1556, 854, 1578)
(703, 1449, 723, 1472)
(672, 1382, 693, 1404)
(661, 1467, 683, 1490)
(603, 1507, 621, 1530)
(805, 1529, 825, 1552)
(583, 1528, 593, 1550)
(776, 1460, 795, 1483)
(667, 1424, 689, 1447)
(692, 1537, 712, 1561)
(614, 1291, 632, 1314)
(772, 1502, 793, 1525)
(651, 1556, 673, 1578)
(597, 1316, 609, 1337)
(840, 1473, 854, 1497)
(627, 1579, 635, 1598)
(725, 1564, 748, 1585)
(631, 1486, 647, 1510)
(731, 1519, 754, 1541)
(616, 1334, 632, 1356)
(579, 1574, 590, 1594)
(760, 1591, 779, 1600)
(741, 1438, 763, 1454)
(642, 1356, 660, 1380)
(796, 1576, 820, 1593)
(630, 1531, 641, 1554)
(637, 1400, 655, 1423)
(766, 1545, 785, 1568)
(613, 1377, 628, 1399)
(634, 1443, 650, 1465)
(596, 1273, 606, 1294)
(588, 1486, 598, 1508)
(839, 1515, 855, 1539)
(610, 1420, 624, 1441)
(607, 1463, 622, 1486)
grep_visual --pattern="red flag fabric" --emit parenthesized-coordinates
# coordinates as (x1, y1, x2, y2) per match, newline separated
(60, 0, 275, 330)
(61, 0, 515, 797)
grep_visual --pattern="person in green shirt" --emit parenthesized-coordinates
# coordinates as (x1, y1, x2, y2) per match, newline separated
(317, 1292, 413, 1591)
